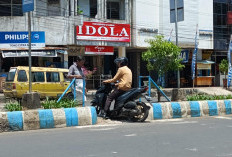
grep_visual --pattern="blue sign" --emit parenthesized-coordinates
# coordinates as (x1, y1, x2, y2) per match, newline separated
(22, 0, 34, 13)
(0, 32, 45, 48)
(181, 50, 189, 63)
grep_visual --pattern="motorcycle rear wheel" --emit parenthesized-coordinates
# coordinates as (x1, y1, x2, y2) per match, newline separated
(131, 102, 149, 122)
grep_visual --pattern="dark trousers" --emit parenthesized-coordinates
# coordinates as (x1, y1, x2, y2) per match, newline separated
(104, 88, 125, 112)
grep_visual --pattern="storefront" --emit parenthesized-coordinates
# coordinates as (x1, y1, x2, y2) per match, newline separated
(74, 21, 131, 88)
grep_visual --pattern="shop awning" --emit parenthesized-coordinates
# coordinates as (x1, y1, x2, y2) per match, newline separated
(0, 47, 67, 58)
(197, 60, 215, 64)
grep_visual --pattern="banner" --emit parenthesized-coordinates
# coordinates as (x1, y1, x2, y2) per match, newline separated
(227, 35, 232, 87)
(191, 28, 198, 80)
(76, 22, 130, 42)
(191, 47, 198, 79)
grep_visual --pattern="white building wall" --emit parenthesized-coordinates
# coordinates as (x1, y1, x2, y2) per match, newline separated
(198, 0, 214, 49)
(133, 0, 159, 47)
(133, 0, 213, 49)
(0, 16, 83, 45)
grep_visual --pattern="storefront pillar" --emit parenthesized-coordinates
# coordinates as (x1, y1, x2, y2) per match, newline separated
(118, 47, 126, 57)
(64, 53, 68, 69)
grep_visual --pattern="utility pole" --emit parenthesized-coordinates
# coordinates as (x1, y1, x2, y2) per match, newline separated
(28, 11, 32, 93)
(174, 0, 180, 88)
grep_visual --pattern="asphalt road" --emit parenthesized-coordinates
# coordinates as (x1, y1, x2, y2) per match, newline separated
(1, 116, 232, 157)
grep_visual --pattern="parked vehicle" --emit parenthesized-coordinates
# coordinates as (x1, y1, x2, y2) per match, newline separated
(91, 83, 151, 122)
(3, 66, 71, 99)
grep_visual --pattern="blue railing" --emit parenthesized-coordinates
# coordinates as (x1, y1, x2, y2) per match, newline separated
(139, 76, 171, 102)
(57, 78, 86, 107)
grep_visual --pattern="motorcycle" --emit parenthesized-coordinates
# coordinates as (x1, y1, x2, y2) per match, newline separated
(91, 83, 151, 122)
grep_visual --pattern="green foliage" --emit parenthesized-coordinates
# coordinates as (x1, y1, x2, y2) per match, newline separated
(41, 97, 80, 109)
(219, 59, 228, 79)
(77, 6, 83, 15)
(4, 101, 22, 112)
(186, 94, 232, 101)
(142, 35, 185, 76)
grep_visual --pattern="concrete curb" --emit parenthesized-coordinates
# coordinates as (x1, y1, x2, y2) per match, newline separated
(0, 106, 97, 132)
(146, 100, 232, 120)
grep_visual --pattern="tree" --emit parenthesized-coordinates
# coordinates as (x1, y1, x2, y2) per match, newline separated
(219, 59, 228, 79)
(142, 35, 184, 79)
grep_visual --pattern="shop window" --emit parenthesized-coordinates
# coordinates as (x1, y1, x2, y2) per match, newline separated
(107, 1, 120, 19)
(32, 72, 45, 82)
(0, 0, 23, 16)
(107, 0, 125, 20)
(90, 0, 97, 18)
(46, 72, 60, 82)
(47, 0, 61, 16)
(18, 70, 27, 82)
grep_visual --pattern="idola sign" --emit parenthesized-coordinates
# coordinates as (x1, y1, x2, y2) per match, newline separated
(76, 22, 130, 42)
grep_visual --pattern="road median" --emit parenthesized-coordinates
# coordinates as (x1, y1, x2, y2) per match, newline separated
(147, 100, 232, 120)
(0, 106, 97, 132)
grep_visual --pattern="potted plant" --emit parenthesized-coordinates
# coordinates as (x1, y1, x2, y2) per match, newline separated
(219, 59, 228, 88)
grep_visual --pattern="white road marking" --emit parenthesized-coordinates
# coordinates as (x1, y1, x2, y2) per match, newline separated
(112, 152, 118, 154)
(200, 124, 207, 126)
(215, 116, 232, 120)
(124, 134, 137, 137)
(75, 124, 120, 129)
(154, 119, 184, 122)
(185, 148, 198, 152)
(89, 128, 115, 131)
(171, 121, 198, 125)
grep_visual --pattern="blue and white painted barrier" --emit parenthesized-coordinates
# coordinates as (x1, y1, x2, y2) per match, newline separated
(147, 100, 232, 120)
(0, 106, 97, 132)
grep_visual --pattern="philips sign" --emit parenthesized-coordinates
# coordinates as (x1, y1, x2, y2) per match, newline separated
(0, 32, 45, 48)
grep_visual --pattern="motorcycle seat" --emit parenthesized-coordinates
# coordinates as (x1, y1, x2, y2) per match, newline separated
(117, 88, 137, 100)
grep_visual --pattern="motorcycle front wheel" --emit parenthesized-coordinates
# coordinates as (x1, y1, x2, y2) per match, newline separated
(131, 102, 149, 122)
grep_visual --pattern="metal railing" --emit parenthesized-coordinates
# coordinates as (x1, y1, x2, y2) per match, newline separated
(86, 74, 112, 89)
(57, 78, 86, 107)
(139, 76, 171, 102)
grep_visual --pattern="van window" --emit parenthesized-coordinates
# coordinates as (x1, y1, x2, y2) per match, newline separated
(46, 72, 60, 82)
(6, 68, 16, 82)
(32, 72, 45, 82)
(63, 72, 69, 82)
(18, 70, 27, 82)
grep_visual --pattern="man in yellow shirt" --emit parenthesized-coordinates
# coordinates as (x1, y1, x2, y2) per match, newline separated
(100, 57, 132, 118)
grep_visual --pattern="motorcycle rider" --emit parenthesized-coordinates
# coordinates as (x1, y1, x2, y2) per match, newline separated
(100, 57, 132, 118)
